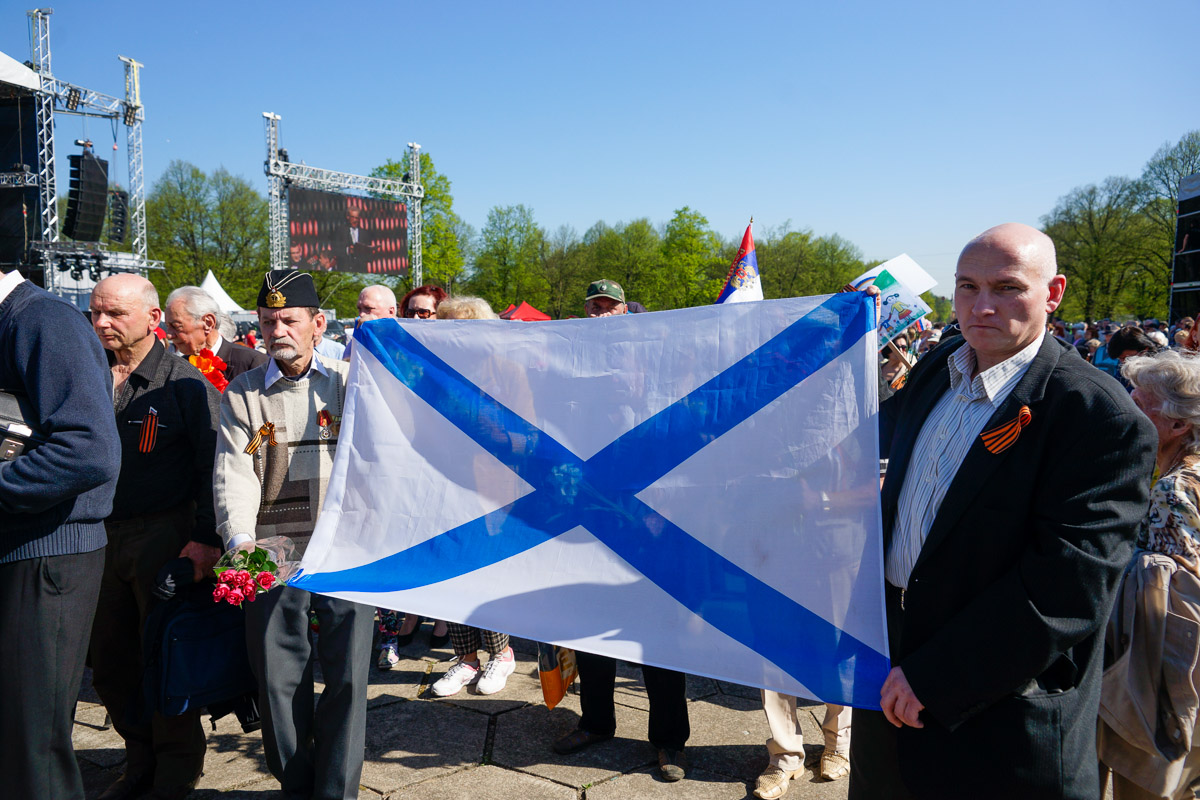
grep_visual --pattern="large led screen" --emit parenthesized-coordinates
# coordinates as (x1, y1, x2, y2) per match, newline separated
(287, 185, 409, 274)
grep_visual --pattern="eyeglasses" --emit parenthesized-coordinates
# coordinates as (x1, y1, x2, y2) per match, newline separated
(404, 308, 435, 319)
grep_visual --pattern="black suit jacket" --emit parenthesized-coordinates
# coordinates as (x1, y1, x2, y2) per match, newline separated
(870, 334, 1154, 799)
(216, 338, 268, 385)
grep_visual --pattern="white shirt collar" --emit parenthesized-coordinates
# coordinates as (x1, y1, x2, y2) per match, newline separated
(264, 352, 330, 389)
(948, 331, 1044, 406)
(208, 333, 225, 354)
(0, 270, 25, 307)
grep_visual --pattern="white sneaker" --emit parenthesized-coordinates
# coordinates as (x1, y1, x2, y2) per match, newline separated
(431, 659, 479, 697)
(475, 647, 516, 695)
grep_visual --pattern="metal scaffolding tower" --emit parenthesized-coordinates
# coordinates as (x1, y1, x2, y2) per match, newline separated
(29, 8, 57, 248)
(25, 7, 157, 297)
(262, 113, 425, 284)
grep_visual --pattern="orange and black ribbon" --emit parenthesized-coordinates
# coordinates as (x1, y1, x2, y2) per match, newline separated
(244, 421, 277, 455)
(980, 405, 1032, 455)
(138, 408, 159, 453)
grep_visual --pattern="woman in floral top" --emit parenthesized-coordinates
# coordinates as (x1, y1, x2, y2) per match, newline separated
(1125, 349, 1200, 568)
(1106, 349, 1200, 800)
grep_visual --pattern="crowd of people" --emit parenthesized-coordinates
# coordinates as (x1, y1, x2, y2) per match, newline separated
(0, 219, 1197, 799)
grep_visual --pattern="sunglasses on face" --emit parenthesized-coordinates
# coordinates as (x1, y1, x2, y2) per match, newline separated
(404, 308, 435, 318)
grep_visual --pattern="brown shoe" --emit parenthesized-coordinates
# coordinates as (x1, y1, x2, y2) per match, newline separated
(552, 728, 614, 755)
(97, 771, 153, 800)
(657, 748, 687, 782)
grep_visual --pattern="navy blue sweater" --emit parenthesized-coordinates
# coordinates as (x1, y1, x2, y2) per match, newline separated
(0, 279, 120, 562)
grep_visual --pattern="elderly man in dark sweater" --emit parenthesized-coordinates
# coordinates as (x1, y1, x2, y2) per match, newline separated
(88, 274, 222, 800)
(0, 268, 121, 800)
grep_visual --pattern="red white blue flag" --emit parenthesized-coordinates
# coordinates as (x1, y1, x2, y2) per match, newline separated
(716, 219, 763, 304)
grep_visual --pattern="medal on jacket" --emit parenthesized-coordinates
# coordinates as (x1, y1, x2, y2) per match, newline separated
(317, 410, 334, 440)
(980, 405, 1032, 455)
(135, 406, 162, 453)
(244, 421, 277, 455)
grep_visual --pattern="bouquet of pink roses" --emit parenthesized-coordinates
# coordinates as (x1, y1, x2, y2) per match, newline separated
(212, 536, 299, 606)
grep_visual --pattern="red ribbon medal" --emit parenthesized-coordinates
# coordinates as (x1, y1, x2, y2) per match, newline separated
(317, 410, 334, 440)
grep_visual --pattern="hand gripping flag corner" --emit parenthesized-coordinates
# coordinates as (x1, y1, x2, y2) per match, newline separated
(291, 293, 890, 708)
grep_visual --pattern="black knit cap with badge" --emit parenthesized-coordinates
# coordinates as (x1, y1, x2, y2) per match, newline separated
(256, 270, 320, 309)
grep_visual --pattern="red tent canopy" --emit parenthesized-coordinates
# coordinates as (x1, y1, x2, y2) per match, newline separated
(499, 301, 551, 321)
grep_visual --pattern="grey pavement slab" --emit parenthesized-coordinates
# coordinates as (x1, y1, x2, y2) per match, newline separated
(360, 697, 489, 796)
(388, 764, 576, 799)
(73, 662, 858, 800)
(491, 699, 657, 788)
(588, 766, 751, 799)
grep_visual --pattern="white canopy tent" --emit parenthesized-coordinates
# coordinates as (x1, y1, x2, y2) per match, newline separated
(0, 50, 39, 92)
(200, 270, 245, 313)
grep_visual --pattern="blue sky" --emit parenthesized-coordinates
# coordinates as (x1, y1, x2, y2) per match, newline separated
(3, 1, 1194, 294)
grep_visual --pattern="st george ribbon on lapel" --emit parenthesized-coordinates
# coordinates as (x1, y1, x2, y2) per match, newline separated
(290, 293, 892, 709)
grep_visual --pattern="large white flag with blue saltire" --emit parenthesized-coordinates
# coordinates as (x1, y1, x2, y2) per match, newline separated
(290, 293, 890, 708)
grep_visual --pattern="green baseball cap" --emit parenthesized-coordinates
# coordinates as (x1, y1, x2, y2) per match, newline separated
(586, 279, 625, 304)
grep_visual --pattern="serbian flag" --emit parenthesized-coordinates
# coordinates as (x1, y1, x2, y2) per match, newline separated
(716, 219, 763, 304)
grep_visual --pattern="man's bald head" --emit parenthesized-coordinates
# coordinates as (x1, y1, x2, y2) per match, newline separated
(357, 284, 397, 319)
(90, 274, 161, 354)
(93, 273, 160, 312)
(960, 222, 1058, 285)
(954, 222, 1067, 373)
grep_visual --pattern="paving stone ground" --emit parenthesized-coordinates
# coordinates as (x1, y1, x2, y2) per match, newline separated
(74, 627, 850, 799)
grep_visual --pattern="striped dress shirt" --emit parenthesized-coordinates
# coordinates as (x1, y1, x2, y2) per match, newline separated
(884, 333, 1044, 589)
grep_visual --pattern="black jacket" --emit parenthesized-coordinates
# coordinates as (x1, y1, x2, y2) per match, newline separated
(107, 342, 221, 546)
(876, 334, 1155, 799)
(217, 337, 268, 384)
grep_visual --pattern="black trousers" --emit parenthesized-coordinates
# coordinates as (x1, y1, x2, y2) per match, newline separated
(0, 547, 105, 800)
(575, 651, 690, 751)
(245, 584, 374, 800)
(90, 509, 207, 790)
(849, 582, 915, 800)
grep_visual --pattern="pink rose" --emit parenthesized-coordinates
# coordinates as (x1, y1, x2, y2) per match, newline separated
(212, 584, 230, 602)
(218, 571, 236, 584)
(227, 588, 245, 606)
(244, 585, 257, 603)
(236, 569, 253, 585)
(256, 572, 276, 590)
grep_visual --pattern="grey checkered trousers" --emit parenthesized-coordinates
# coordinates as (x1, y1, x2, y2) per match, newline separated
(448, 623, 509, 657)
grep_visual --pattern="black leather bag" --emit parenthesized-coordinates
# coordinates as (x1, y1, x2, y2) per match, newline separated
(141, 582, 260, 731)
(0, 389, 44, 461)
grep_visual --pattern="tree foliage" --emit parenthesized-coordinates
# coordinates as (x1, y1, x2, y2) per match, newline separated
(146, 160, 269, 307)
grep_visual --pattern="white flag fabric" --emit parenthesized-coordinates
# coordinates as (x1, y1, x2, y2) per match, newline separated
(290, 293, 890, 708)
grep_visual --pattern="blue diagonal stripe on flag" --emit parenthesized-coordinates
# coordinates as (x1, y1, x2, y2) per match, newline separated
(291, 292, 890, 708)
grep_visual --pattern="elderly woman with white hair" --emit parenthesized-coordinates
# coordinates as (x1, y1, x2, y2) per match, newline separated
(1099, 349, 1200, 798)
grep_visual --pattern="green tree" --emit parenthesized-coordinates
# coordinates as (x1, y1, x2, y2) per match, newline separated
(659, 207, 723, 308)
(145, 160, 269, 307)
(1140, 130, 1200, 309)
(752, 223, 866, 300)
(468, 204, 545, 311)
(921, 292, 953, 322)
(582, 219, 662, 309)
(1041, 177, 1158, 321)
(539, 225, 588, 318)
(371, 152, 468, 293)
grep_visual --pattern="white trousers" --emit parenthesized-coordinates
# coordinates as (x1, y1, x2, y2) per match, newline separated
(762, 689, 852, 772)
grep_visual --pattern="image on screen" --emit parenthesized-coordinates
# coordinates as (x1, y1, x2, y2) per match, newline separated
(287, 185, 409, 274)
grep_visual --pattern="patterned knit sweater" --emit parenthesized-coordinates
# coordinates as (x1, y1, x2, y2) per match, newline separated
(215, 355, 346, 556)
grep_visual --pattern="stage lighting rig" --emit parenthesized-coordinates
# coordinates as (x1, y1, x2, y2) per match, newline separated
(65, 87, 80, 111)
(56, 255, 69, 272)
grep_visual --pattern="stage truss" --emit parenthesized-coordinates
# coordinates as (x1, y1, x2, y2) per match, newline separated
(26, 8, 159, 296)
(263, 113, 425, 284)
